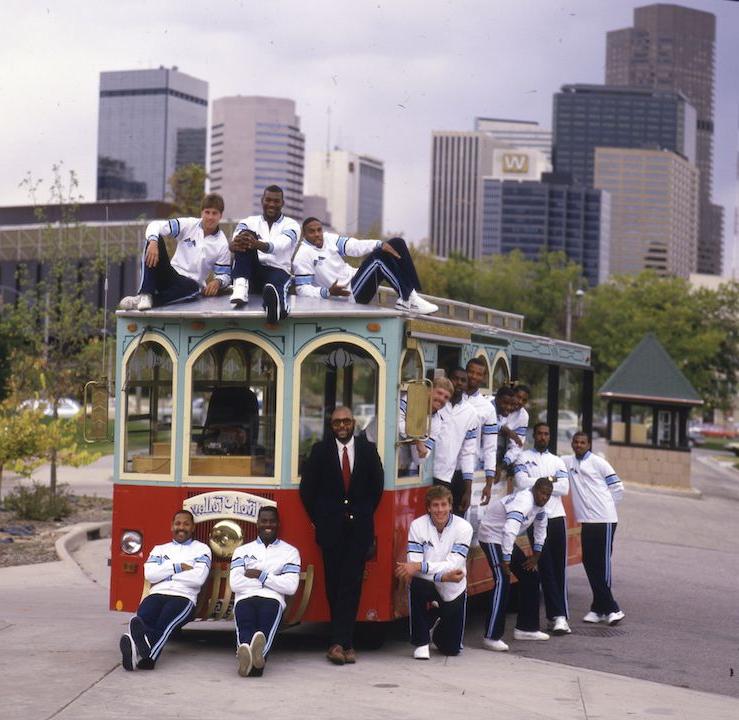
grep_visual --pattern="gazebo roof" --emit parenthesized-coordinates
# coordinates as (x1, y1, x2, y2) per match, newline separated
(598, 333, 702, 406)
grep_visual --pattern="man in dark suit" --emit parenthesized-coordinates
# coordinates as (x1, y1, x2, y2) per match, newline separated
(299, 405, 385, 665)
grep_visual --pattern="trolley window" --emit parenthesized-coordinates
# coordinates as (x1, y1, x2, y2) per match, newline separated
(298, 342, 379, 472)
(123, 340, 174, 475)
(189, 339, 277, 478)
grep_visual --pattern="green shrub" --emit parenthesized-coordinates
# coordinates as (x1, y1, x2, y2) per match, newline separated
(4, 482, 72, 521)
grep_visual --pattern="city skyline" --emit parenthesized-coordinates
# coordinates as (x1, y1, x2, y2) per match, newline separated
(3, 0, 738, 271)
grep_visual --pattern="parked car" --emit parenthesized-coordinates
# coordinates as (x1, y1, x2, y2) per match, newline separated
(538, 409, 580, 433)
(19, 397, 82, 419)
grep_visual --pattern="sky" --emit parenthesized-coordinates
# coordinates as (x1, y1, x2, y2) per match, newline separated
(2, 0, 738, 272)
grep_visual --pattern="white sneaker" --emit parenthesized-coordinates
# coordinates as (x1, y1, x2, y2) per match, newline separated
(230, 278, 249, 305)
(137, 293, 153, 311)
(395, 298, 411, 312)
(583, 611, 607, 624)
(237, 643, 252, 677)
(119, 295, 140, 310)
(413, 644, 430, 660)
(606, 610, 625, 626)
(513, 628, 550, 641)
(250, 631, 266, 670)
(551, 616, 571, 635)
(482, 638, 509, 652)
(408, 290, 439, 315)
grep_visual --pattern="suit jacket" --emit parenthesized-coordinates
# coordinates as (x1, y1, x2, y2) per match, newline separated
(299, 434, 385, 549)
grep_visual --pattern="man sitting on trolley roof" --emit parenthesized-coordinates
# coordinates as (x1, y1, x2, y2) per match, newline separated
(292, 217, 439, 315)
(119, 193, 231, 312)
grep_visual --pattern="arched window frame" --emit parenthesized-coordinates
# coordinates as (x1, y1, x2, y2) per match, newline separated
(291, 333, 387, 484)
(118, 332, 178, 482)
(183, 331, 285, 486)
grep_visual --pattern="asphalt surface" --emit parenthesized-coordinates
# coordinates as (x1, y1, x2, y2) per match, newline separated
(1, 449, 738, 719)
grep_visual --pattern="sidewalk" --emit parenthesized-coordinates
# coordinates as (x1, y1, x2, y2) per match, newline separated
(1, 454, 114, 500)
(1, 534, 737, 720)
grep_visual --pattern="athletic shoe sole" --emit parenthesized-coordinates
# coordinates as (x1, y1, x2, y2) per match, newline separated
(237, 643, 253, 677)
(264, 285, 279, 324)
(251, 632, 266, 670)
(119, 634, 135, 671)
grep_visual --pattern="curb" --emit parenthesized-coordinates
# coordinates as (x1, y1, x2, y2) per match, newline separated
(55, 520, 112, 566)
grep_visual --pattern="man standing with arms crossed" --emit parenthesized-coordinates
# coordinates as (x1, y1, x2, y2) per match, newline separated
(299, 406, 385, 665)
(229, 185, 300, 324)
(119, 510, 211, 670)
(395, 485, 473, 659)
(563, 432, 625, 626)
(513, 423, 571, 635)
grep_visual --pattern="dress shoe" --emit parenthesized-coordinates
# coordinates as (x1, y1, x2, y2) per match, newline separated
(343, 648, 357, 664)
(327, 644, 345, 665)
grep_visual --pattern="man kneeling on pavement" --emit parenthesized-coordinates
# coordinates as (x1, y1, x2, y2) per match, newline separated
(395, 484, 473, 659)
(119, 510, 211, 670)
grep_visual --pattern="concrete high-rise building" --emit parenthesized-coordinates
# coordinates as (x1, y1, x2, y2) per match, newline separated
(552, 84, 696, 187)
(97, 67, 207, 202)
(209, 96, 305, 220)
(481, 175, 610, 286)
(475, 118, 553, 163)
(302, 195, 333, 229)
(304, 150, 384, 236)
(606, 3, 721, 274)
(594, 147, 699, 278)
(429, 132, 496, 258)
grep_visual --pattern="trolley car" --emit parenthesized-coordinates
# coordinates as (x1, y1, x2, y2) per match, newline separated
(108, 290, 593, 626)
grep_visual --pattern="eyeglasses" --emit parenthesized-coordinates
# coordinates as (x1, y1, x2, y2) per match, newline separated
(331, 418, 353, 425)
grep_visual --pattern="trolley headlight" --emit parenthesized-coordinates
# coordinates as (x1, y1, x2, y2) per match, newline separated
(121, 530, 143, 555)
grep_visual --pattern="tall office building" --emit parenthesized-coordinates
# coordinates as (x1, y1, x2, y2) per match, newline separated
(475, 118, 552, 163)
(606, 3, 721, 274)
(97, 67, 207, 202)
(429, 132, 496, 258)
(594, 147, 699, 278)
(481, 175, 610, 286)
(305, 150, 384, 236)
(209, 96, 305, 220)
(552, 84, 696, 187)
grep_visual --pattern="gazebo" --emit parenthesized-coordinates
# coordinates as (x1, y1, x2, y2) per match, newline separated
(599, 333, 702, 491)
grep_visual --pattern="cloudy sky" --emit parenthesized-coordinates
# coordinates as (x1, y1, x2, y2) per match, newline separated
(2, 0, 737, 271)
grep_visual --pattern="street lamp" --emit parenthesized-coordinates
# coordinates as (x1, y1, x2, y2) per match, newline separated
(565, 283, 585, 342)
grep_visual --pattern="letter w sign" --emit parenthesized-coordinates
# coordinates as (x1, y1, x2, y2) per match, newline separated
(502, 154, 529, 173)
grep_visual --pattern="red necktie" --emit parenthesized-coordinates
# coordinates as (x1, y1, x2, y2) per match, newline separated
(342, 446, 351, 494)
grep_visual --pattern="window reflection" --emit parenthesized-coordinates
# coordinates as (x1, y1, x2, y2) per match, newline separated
(124, 340, 173, 474)
(190, 340, 276, 477)
(298, 342, 379, 472)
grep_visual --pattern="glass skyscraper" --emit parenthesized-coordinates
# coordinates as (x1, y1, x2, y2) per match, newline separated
(552, 84, 696, 187)
(481, 175, 610, 287)
(97, 67, 208, 202)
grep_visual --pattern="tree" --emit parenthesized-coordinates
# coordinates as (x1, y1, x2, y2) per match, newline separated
(7, 164, 108, 494)
(0, 402, 44, 501)
(575, 273, 739, 413)
(168, 164, 207, 217)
